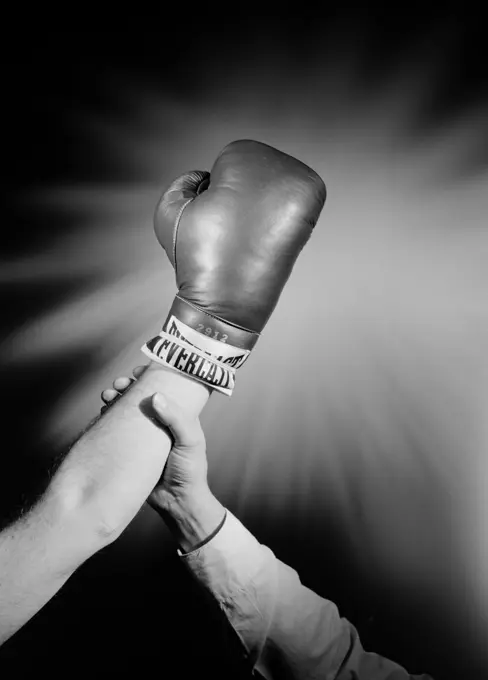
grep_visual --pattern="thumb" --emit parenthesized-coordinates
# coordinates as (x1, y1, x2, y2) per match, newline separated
(154, 170, 210, 268)
(152, 393, 202, 449)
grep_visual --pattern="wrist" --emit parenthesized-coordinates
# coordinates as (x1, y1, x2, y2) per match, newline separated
(153, 486, 226, 554)
(145, 361, 212, 416)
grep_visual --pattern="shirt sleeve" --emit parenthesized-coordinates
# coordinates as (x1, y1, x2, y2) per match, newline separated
(179, 510, 434, 680)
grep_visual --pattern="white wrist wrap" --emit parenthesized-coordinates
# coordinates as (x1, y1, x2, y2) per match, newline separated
(142, 316, 251, 396)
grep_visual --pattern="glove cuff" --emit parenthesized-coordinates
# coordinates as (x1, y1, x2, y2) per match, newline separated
(170, 296, 260, 350)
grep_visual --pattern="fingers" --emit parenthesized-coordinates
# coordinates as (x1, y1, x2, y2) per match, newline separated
(100, 364, 149, 413)
(101, 388, 120, 404)
(152, 393, 203, 448)
(101, 375, 134, 410)
(101, 377, 131, 404)
(113, 376, 132, 392)
(132, 365, 147, 380)
(101, 365, 148, 404)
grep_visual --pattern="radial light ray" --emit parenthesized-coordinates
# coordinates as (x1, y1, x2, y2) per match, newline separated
(2, 43, 488, 661)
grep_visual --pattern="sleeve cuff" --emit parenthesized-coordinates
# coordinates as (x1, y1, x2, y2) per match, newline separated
(176, 509, 228, 557)
(177, 509, 268, 583)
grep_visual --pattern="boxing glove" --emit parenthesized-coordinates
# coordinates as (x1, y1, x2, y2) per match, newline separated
(142, 140, 326, 395)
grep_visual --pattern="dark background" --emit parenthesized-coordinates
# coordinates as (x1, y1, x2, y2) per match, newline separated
(1, 15, 487, 679)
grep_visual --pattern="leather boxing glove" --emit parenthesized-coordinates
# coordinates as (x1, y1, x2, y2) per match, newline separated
(142, 140, 326, 395)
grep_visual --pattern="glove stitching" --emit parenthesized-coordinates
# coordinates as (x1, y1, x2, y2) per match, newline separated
(172, 197, 196, 277)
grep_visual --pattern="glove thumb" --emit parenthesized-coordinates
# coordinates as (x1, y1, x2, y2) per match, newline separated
(154, 170, 210, 269)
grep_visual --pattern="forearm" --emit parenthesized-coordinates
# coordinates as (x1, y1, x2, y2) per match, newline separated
(48, 362, 210, 549)
(0, 491, 83, 645)
(0, 363, 211, 645)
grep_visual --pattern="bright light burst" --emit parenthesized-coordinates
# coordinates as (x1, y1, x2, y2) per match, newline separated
(1, 41, 488, 653)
